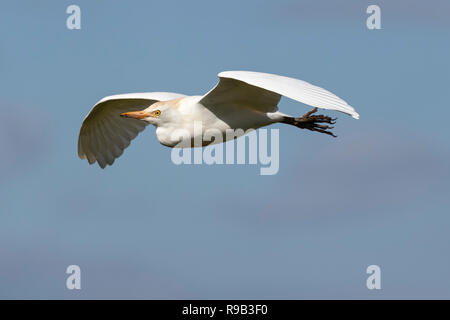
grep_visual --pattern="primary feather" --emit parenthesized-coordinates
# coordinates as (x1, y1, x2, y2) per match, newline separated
(78, 92, 186, 168)
(210, 71, 359, 119)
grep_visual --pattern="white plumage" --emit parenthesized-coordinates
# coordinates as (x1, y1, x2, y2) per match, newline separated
(78, 71, 359, 168)
(215, 71, 359, 119)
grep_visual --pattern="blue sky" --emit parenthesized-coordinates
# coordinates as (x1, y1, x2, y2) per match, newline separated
(1, 0, 449, 299)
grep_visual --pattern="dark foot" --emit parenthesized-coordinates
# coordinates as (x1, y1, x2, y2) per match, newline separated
(293, 107, 337, 137)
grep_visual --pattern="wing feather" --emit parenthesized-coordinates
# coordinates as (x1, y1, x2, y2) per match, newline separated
(94, 122, 113, 167)
(78, 92, 186, 168)
(201, 71, 359, 119)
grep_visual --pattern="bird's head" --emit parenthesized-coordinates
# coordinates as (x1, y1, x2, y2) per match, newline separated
(120, 102, 169, 126)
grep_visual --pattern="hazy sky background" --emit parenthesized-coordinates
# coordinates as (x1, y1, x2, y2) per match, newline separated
(1, 0, 449, 299)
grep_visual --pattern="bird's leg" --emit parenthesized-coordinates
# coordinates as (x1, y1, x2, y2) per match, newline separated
(282, 107, 337, 137)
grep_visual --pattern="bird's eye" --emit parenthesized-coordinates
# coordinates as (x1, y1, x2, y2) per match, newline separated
(154, 110, 161, 117)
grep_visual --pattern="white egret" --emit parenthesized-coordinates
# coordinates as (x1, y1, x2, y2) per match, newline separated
(78, 71, 359, 168)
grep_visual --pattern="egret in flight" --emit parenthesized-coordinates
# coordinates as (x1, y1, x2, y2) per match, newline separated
(78, 71, 359, 168)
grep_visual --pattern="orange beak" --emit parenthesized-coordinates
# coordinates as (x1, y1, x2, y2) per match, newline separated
(120, 110, 152, 120)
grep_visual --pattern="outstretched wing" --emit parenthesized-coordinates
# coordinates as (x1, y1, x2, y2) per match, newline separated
(201, 71, 359, 119)
(78, 92, 186, 168)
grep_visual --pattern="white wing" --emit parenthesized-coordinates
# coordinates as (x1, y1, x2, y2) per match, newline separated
(78, 92, 186, 168)
(201, 71, 359, 119)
